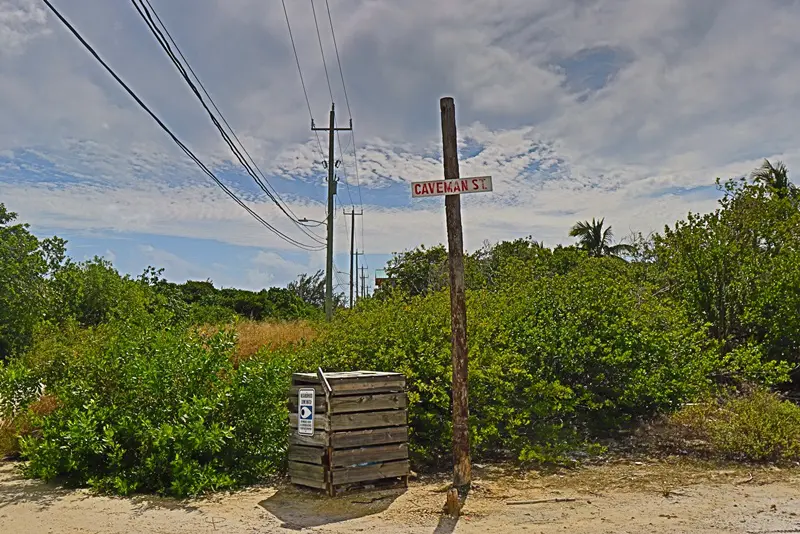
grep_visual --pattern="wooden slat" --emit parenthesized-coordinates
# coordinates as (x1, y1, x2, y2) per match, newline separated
(289, 413, 329, 430)
(292, 372, 320, 383)
(290, 476, 328, 490)
(327, 372, 404, 382)
(295, 371, 402, 381)
(288, 461, 325, 481)
(331, 460, 410, 486)
(287, 395, 327, 413)
(329, 393, 406, 414)
(330, 410, 406, 431)
(331, 426, 408, 449)
(288, 445, 325, 465)
(329, 378, 406, 395)
(290, 430, 328, 447)
(289, 384, 324, 396)
(332, 443, 408, 467)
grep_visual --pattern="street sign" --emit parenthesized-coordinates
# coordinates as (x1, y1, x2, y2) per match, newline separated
(297, 388, 315, 436)
(411, 176, 493, 198)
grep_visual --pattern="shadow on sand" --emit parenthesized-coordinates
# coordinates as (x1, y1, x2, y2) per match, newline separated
(433, 515, 459, 534)
(259, 484, 406, 530)
(0, 461, 84, 511)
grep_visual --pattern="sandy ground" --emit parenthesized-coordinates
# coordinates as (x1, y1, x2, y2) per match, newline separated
(1, 460, 799, 534)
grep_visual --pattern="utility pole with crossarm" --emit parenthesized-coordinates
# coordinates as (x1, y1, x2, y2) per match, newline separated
(312, 103, 352, 320)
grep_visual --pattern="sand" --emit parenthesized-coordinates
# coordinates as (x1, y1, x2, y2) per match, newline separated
(1, 460, 798, 533)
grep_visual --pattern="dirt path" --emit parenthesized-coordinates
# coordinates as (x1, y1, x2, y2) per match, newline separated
(1, 460, 798, 533)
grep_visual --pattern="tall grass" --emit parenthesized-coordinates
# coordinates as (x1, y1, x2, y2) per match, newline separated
(199, 320, 318, 365)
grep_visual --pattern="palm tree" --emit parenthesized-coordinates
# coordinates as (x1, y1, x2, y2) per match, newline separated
(751, 159, 796, 199)
(569, 218, 635, 259)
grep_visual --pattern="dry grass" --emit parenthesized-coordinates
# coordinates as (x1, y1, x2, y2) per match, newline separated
(1, 394, 60, 459)
(235, 320, 318, 359)
(198, 320, 319, 365)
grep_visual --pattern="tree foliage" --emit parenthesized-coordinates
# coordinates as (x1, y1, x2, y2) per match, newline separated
(1, 157, 799, 495)
(0, 205, 65, 359)
(569, 218, 635, 258)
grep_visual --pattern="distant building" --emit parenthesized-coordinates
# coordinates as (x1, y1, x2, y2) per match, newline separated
(374, 269, 394, 290)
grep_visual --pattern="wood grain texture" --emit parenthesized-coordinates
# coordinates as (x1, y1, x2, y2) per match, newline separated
(289, 413, 329, 431)
(288, 445, 325, 465)
(332, 443, 408, 467)
(331, 426, 408, 449)
(331, 460, 410, 485)
(287, 395, 327, 413)
(289, 430, 328, 447)
(288, 461, 325, 481)
(329, 393, 406, 414)
(290, 476, 328, 490)
(329, 410, 406, 431)
(441, 96, 472, 489)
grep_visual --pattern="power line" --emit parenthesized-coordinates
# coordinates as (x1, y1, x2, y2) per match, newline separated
(281, 0, 326, 161)
(310, 0, 357, 211)
(324, 0, 352, 120)
(133, 0, 326, 246)
(41, 0, 323, 252)
(322, 0, 365, 243)
(310, 0, 335, 106)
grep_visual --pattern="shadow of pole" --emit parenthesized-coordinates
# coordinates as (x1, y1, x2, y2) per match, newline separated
(433, 515, 459, 534)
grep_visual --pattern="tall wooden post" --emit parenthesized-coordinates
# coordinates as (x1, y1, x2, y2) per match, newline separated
(312, 104, 352, 320)
(440, 97, 471, 495)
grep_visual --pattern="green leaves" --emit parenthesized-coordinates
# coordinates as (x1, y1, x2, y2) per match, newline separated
(17, 322, 293, 497)
(0, 203, 62, 359)
(654, 170, 800, 370)
(293, 256, 725, 467)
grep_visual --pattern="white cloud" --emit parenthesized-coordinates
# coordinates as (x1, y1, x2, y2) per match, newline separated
(138, 244, 209, 282)
(3, 0, 800, 281)
(0, 0, 49, 56)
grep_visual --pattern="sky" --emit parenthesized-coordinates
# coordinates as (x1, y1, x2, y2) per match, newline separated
(2, 0, 800, 292)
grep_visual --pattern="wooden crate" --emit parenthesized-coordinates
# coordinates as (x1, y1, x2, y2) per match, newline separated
(288, 370, 410, 495)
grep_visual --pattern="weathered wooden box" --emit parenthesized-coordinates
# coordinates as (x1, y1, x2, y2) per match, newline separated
(288, 370, 410, 495)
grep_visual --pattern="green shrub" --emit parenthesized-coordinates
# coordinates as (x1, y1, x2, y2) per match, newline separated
(291, 259, 762, 467)
(17, 319, 297, 496)
(188, 304, 238, 325)
(670, 389, 800, 462)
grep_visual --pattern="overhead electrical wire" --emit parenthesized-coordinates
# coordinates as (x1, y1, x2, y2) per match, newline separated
(323, 0, 367, 272)
(306, 0, 357, 211)
(40, 0, 323, 252)
(324, 0, 363, 210)
(282, 0, 326, 161)
(139, 0, 323, 241)
(132, 0, 326, 246)
(310, 0, 335, 106)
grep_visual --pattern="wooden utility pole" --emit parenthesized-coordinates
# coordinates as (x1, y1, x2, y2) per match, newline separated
(312, 103, 351, 320)
(360, 265, 368, 298)
(354, 251, 360, 301)
(344, 209, 362, 307)
(440, 96, 471, 496)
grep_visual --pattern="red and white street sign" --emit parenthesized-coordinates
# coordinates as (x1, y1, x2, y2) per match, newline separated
(411, 176, 493, 198)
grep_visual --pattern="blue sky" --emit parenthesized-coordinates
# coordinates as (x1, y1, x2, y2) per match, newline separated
(2, 0, 800, 291)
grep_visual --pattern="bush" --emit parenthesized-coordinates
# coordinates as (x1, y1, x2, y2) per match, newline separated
(669, 389, 800, 462)
(17, 318, 298, 496)
(291, 259, 757, 467)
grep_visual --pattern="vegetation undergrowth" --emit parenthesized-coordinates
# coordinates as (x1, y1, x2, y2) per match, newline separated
(10, 319, 298, 496)
(666, 389, 800, 463)
(1, 159, 799, 496)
